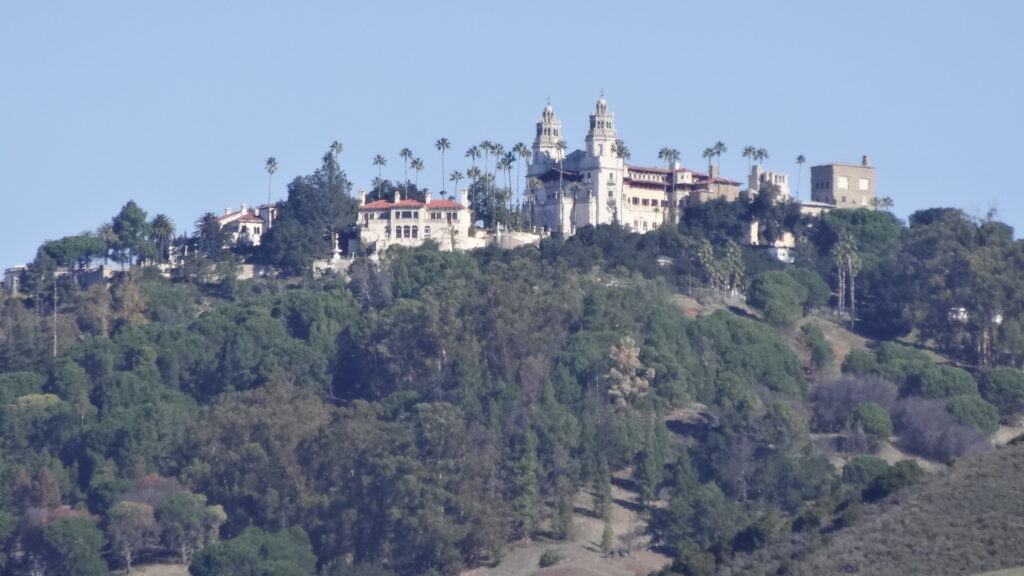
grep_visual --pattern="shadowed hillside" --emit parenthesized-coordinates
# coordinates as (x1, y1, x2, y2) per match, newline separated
(727, 441, 1024, 576)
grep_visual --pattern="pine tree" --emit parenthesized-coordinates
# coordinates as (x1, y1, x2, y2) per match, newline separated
(594, 456, 613, 521)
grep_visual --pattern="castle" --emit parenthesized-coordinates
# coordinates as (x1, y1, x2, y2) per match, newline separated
(526, 98, 743, 235)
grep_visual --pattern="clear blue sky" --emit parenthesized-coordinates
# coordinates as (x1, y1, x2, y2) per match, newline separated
(2, 0, 1022, 267)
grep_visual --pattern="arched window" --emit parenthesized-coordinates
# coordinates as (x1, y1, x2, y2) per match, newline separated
(424, 226, 431, 239)
(412, 226, 418, 239)
(404, 225, 411, 238)
(385, 225, 391, 237)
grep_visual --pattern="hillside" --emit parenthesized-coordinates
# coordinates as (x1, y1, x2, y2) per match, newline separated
(724, 442, 1024, 576)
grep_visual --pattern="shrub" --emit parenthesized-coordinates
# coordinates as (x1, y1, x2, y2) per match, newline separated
(862, 460, 924, 502)
(842, 455, 890, 486)
(852, 402, 893, 440)
(811, 376, 898, 433)
(801, 323, 834, 373)
(906, 365, 978, 399)
(748, 270, 808, 327)
(842, 348, 879, 377)
(947, 395, 1000, 436)
(981, 366, 1024, 417)
(539, 549, 561, 568)
(892, 397, 990, 461)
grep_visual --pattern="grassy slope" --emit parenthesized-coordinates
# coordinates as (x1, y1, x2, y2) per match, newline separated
(787, 443, 1024, 576)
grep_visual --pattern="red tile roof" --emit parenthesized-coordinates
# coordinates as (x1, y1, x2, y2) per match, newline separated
(426, 199, 464, 209)
(359, 199, 466, 211)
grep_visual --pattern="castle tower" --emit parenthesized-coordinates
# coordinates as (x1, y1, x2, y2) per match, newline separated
(585, 96, 617, 158)
(532, 102, 564, 164)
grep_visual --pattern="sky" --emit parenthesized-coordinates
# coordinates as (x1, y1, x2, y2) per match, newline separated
(2, 0, 1022, 267)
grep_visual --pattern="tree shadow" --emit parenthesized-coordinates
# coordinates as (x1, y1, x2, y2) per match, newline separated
(612, 496, 643, 513)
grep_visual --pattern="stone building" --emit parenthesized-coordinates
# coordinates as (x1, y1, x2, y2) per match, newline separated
(217, 203, 278, 246)
(526, 98, 741, 235)
(357, 189, 473, 252)
(810, 156, 876, 209)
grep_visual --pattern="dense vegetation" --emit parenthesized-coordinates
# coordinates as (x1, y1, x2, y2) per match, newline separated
(5, 153, 1024, 575)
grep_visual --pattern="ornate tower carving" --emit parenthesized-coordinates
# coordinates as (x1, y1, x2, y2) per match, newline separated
(532, 102, 564, 164)
(585, 96, 617, 158)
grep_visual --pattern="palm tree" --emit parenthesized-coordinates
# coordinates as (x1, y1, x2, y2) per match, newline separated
(265, 157, 278, 225)
(742, 145, 756, 173)
(659, 147, 681, 221)
(795, 155, 806, 201)
(513, 142, 531, 215)
(713, 141, 727, 195)
(465, 145, 480, 174)
(449, 170, 464, 199)
(372, 154, 387, 200)
(411, 157, 425, 188)
(399, 148, 414, 196)
(612, 139, 630, 160)
(702, 147, 715, 173)
(149, 214, 175, 263)
(658, 147, 680, 169)
(435, 138, 451, 193)
(830, 235, 859, 323)
(755, 148, 769, 167)
(97, 223, 117, 265)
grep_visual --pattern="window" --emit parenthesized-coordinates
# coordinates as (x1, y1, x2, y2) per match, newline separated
(859, 178, 870, 191)
(404, 225, 411, 238)
(412, 226, 418, 239)
(838, 176, 849, 190)
(431, 212, 441, 220)
(424, 226, 431, 239)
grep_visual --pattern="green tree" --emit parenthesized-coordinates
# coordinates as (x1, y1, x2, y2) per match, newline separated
(748, 270, 808, 327)
(435, 137, 451, 193)
(981, 366, 1024, 417)
(106, 501, 157, 574)
(263, 150, 357, 272)
(510, 429, 540, 538)
(448, 170, 463, 199)
(842, 455, 889, 485)
(947, 395, 1000, 435)
(852, 402, 893, 441)
(111, 200, 154, 267)
(149, 214, 175, 264)
(31, 517, 110, 576)
(411, 157, 425, 188)
(157, 491, 226, 565)
(371, 154, 387, 200)
(399, 147, 414, 196)
(189, 526, 316, 576)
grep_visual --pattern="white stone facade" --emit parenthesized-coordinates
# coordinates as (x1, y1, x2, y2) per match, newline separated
(526, 98, 742, 236)
(357, 189, 473, 253)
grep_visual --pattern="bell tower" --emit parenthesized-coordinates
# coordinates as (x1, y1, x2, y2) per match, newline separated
(532, 101, 564, 165)
(585, 95, 617, 158)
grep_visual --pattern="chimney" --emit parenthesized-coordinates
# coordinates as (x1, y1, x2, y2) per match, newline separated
(241, 203, 248, 214)
(225, 207, 232, 215)
(358, 189, 366, 206)
(672, 161, 681, 171)
(862, 155, 871, 167)
(424, 189, 432, 204)
(394, 190, 401, 203)
(710, 165, 720, 180)
(459, 187, 469, 207)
